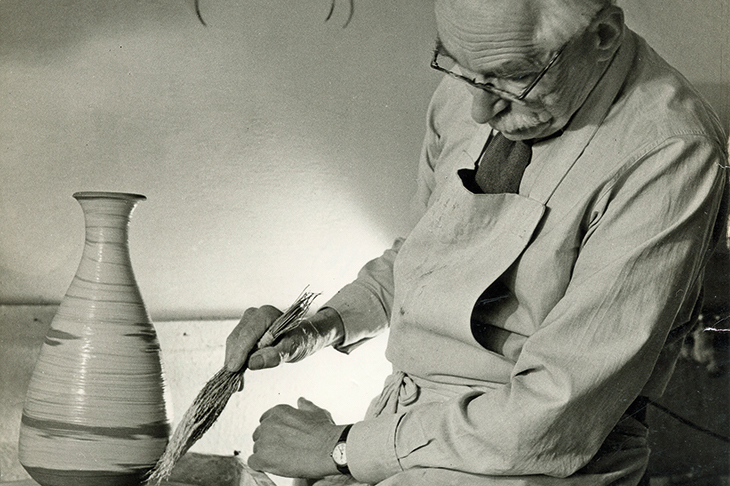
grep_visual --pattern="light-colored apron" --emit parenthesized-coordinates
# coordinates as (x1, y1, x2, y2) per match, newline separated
(308, 50, 648, 482)
(308, 120, 648, 485)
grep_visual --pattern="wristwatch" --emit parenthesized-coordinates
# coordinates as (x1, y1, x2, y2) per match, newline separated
(331, 424, 353, 475)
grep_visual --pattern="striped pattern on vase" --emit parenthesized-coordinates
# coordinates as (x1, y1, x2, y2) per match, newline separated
(18, 192, 171, 486)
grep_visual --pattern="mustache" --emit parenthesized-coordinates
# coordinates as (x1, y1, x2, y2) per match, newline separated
(492, 110, 551, 132)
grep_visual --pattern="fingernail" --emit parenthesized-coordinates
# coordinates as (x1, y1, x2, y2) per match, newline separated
(249, 355, 264, 370)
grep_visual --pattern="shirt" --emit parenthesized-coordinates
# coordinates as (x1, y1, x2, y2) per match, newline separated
(324, 30, 728, 484)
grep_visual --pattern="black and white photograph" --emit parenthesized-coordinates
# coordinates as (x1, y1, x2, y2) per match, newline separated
(1, 1, 728, 485)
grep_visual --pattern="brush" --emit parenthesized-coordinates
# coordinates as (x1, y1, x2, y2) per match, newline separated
(145, 289, 319, 484)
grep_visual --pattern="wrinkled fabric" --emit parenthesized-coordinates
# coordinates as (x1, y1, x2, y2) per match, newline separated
(366, 371, 420, 418)
(305, 377, 649, 486)
(323, 30, 728, 486)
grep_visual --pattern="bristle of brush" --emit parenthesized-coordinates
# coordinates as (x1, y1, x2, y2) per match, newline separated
(145, 290, 318, 484)
(259, 290, 320, 347)
(146, 368, 244, 483)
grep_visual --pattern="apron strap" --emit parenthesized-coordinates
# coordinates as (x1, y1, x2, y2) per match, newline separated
(367, 371, 420, 418)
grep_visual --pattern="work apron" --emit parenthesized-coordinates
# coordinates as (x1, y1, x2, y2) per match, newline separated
(307, 118, 649, 485)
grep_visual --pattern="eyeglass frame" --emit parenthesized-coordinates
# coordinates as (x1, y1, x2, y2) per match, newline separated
(430, 41, 568, 103)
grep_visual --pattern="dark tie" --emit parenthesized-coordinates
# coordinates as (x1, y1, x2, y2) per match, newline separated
(469, 132, 532, 352)
(474, 132, 532, 194)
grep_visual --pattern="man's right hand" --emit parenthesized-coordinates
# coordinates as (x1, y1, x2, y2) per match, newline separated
(225, 306, 345, 373)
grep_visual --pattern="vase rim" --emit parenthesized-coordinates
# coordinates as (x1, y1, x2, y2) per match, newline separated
(73, 191, 147, 201)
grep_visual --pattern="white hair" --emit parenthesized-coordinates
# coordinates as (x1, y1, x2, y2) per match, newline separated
(534, 0, 617, 49)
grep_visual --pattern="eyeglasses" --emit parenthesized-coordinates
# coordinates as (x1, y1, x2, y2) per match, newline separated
(430, 42, 567, 103)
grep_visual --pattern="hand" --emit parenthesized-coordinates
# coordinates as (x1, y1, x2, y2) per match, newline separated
(225, 305, 283, 373)
(226, 306, 345, 372)
(248, 397, 345, 478)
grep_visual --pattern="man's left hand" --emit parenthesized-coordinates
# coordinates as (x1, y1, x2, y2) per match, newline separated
(249, 397, 345, 478)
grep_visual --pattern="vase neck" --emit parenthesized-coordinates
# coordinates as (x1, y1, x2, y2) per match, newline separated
(74, 193, 144, 244)
(71, 193, 146, 286)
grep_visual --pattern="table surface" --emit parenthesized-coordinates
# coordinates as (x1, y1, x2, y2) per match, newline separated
(0, 451, 276, 486)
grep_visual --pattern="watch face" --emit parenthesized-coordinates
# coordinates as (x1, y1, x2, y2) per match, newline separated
(332, 442, 347, 466)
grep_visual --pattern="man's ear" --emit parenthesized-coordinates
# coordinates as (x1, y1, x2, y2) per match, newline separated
(590, 6, 625, 61)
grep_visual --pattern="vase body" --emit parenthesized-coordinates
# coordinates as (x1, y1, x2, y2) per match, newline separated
(19, 192, 170, 486)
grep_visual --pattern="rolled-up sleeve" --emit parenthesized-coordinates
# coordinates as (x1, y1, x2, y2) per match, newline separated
(324, 239, 403, 353)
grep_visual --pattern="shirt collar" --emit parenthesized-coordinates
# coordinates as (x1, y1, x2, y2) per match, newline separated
(522, 30, 638, 204)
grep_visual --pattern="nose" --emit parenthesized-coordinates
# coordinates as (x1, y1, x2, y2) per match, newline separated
(470, 89, 509, 124)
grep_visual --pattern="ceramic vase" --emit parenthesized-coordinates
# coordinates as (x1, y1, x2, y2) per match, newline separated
(19, 191, 170, 486)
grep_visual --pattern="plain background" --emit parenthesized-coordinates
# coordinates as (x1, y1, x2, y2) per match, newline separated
(1, 0, 728, 318)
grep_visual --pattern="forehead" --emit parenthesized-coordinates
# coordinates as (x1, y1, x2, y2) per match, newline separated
(434, 0, 542, 72)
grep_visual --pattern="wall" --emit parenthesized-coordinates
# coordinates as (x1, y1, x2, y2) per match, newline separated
(1, 0, 728, 318)
(0, 0, 439, 318)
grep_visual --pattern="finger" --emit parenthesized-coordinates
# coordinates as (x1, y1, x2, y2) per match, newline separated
(259, 403, 292, 423)
(248, 347, 282, 370)
(248, 454, 263, 472)
(225, 306, 282, 371)
(258, 407, 274, 424)
(225, 309, 265, 372)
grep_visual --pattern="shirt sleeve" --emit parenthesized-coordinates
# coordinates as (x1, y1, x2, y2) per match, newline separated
(346, 135, 728, 482)
(323, 238, 403, 353)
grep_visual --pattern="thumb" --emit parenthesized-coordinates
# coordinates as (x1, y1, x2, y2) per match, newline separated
(297, 397, 335, 423)
(297, 397, 323, 411)
(247, 347, 282, 370)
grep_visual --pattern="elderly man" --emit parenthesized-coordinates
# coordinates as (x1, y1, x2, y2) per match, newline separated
(225, 0, 728, 484)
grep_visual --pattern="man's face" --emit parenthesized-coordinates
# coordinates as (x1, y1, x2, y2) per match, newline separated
(435, 0, 599, 140)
